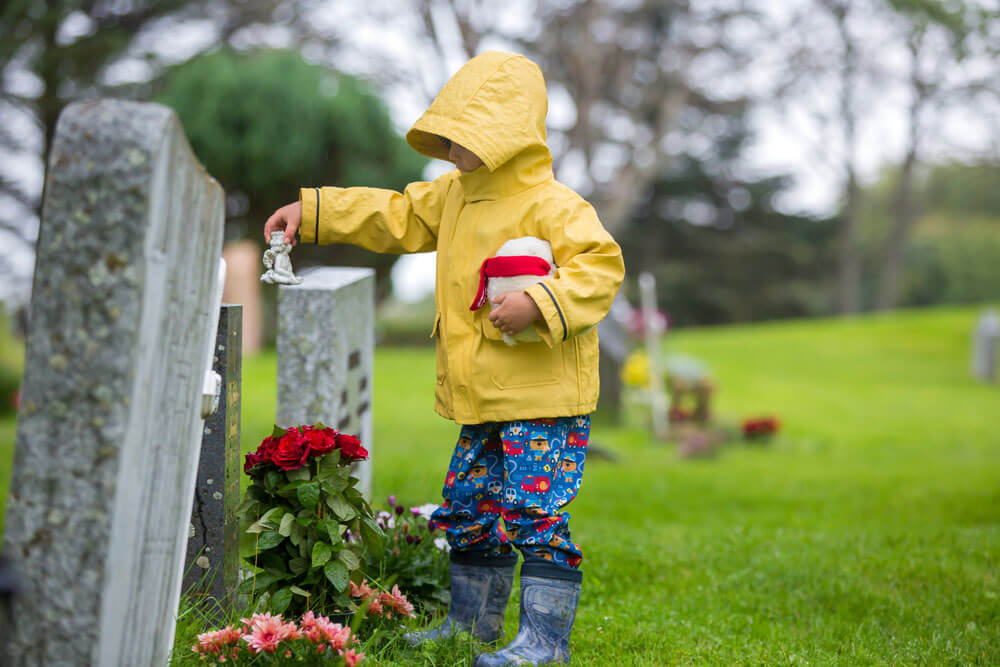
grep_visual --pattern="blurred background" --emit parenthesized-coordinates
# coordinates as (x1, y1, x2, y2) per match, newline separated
(2, 4, 1000, 661)
(1, 0, 998, 343)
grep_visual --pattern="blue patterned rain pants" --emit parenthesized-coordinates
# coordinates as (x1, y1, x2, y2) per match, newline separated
(429, 415, 590, 570)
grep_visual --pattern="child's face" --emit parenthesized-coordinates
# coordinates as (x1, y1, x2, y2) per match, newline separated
(440, 136, 484, 172)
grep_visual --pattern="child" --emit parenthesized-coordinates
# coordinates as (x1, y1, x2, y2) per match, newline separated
(264, 51, 625, 666)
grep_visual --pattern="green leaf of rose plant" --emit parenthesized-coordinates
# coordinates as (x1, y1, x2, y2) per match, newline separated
(325, 520, 344, 546)
(326, 494, 356, 521)
(288, 557, 309, 575)
(324, 559, 349, 592)
(286, 467, 311, 482)
(258, 551, 289, 574)
(289, 521, 305, 546)
(278, 513, 295, 537)
(337, 548, 360, 570)
(359, 515, 384, 558)
(256, 530, 285, 551)
(290, 585, 310, 598)
(297, 482, 321, 510)
(318, 448, 342, 474)
(265, 470, 283, 491)
(271, 424, 288, 439)
(270, 587, 293, 614)
(312, 541, 332, 568)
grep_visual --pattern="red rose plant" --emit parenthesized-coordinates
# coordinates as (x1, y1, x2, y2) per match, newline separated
(238, 424, 383, 619)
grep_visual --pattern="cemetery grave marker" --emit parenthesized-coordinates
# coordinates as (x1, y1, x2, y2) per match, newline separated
(2, 99, 225, 666)
(183, 304, 242, 605)
(276, 267, 375, 498)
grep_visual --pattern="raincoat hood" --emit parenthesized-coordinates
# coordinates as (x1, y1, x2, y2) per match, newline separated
(406, 51, 552, 189)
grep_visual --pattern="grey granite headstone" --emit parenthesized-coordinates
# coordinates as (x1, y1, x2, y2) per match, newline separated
(183, 304, 242, 605)
(971, 309, 999, 383)
(276, 267, 374, 497)
(2, 99, 224, 666)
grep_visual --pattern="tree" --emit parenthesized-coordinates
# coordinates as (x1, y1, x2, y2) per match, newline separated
(620, 102, 836, 326)
(873, 0, 998, 310)
(157, 49, 427, 297)
(0, 0, 296, 241)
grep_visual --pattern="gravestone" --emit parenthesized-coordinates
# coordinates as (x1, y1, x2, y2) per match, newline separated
(2, 99, 225, 666)
(971, 309, 999, 382)
(184, 304, 242, 604)
(639, 271, 670, 440)
(276, 267, 374, 497)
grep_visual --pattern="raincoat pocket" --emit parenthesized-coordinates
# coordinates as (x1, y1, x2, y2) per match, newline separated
(480, 318, 563, 389)
(479, 308, 506, 341)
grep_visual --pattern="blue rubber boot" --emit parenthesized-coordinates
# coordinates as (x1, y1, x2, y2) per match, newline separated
(473, 561, 582, 666)
(404, 551, 517, 646)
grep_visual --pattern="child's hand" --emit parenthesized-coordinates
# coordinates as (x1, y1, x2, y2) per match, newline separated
(489, 292, 543, 336)
(264, 201, 302, 245)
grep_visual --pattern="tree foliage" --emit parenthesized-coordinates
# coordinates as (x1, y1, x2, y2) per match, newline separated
(157, 49, 426, 295)
(621, 113, 837, 327)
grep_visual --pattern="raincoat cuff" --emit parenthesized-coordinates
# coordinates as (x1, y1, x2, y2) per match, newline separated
(298, 187, 320, 244)
(525, 283, 567, 347)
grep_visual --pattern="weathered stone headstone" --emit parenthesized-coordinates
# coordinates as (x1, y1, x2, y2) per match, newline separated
(639, 271, 670, 440)
(276, 267, 374, 497)
(2, 99, 224, 666)
(184, 304, 242, 604)
(971, 309, 999, 382)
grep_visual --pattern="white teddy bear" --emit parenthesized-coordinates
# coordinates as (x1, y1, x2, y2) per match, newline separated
(471, 236, 556, 346)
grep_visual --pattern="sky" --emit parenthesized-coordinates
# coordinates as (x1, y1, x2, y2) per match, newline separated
(1, 1, 997, 306)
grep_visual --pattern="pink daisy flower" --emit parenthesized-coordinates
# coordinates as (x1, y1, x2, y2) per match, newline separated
(349, 579, 376, 599)
(340, 647, 366, 666)
(380, 585, 415, 618)
(240, 612, 300, 654)
(193, 625, 242, 656)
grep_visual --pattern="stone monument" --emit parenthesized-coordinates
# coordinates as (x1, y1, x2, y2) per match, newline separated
(971, 309, 999, 383)
(639, 271, 670, 441)
(183, 304, 242, 605)
(2, 99, 225, 666)
(276, 267, 375, 497)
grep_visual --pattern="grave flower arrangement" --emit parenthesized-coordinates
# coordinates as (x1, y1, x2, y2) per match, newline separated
(358, 497, 451, 613)
(741, 416, 780, 441)
(238, 424, 384, 617)
(190, 611, 365, 665)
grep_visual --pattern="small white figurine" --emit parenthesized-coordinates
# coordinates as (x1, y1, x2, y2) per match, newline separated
(260, 231, 303, 285)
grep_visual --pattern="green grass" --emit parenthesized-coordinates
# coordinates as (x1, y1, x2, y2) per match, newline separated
(4, 304, 1000, 664)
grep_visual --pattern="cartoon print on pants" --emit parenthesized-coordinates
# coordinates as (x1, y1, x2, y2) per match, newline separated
(430, 416, 590, 568)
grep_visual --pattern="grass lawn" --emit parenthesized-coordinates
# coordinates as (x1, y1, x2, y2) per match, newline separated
(4, 304, 1000, 664)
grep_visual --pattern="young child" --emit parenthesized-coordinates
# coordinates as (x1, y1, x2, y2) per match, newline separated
(264, 51, 624, 666)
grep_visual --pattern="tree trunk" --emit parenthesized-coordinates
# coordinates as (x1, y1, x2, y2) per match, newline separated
(874, 36, 925, 312)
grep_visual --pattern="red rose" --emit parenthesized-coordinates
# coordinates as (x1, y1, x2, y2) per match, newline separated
(244, 436, 280, 475)
(302, 426, 338, 463)
(271, 430, 307, 470)
(335, 433, 368, 461)
(243, 451, 262, 474)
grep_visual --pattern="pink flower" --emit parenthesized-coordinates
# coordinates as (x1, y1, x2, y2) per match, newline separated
(340, 647, 366, 666)
(240, 612, 300, 654)
(379, 584, 415, 618)
(193, 626, 242, 656)
(366, 596, 384, 616)
(300, 610, 325, 644)
(319, 620, 352, 650)
(349, 579, 376, 599)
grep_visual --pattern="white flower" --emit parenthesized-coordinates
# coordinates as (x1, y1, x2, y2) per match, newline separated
(434, 537, 451, 552)
(410, 503, 439, 520)
(376, 511, 395, 530)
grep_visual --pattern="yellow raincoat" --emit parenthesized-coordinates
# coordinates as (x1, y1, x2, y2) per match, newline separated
(299, 51, 625, 424)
